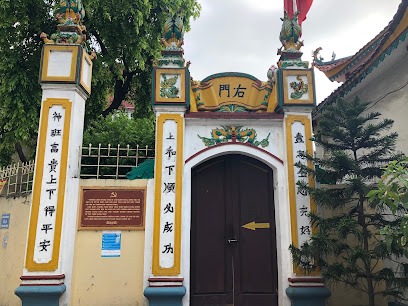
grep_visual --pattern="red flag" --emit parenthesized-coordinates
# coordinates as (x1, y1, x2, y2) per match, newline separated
(296, 0, 313, 26)
(284, 0, 294, 19)
(284, 0, 313, 26)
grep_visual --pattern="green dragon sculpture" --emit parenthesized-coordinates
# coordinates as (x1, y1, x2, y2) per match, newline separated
(198, 126, 270, 148)
(278, 10, 303, 54)
(160, 9, 184, 48)
(160, 75, 180, 99)
(290, 76, 308, 99)
(40, 0, 95, 56)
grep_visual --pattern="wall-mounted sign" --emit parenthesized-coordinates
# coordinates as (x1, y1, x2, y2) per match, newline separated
(79, 188, 145, 230)
(101, 231, 121, 257)
(1, 214, 10, 229)
(190, 73, 274, 112)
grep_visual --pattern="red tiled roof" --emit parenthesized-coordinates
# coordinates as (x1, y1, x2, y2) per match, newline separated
(313, 0, 408, 117)
(314, 57, 351, 72)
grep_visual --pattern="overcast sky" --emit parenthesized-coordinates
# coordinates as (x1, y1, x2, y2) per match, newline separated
(183, 0, 402, 104)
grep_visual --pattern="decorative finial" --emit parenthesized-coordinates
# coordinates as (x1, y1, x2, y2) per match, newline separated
(41, 0, 90, 52)
(160, 8, 185, 49)
(312, 47, 323, 64)
(278, 10, 303, 55)
(153, 8, 187, 68)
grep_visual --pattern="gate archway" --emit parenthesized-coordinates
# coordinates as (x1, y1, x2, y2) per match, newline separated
(190, 154, 278, 306)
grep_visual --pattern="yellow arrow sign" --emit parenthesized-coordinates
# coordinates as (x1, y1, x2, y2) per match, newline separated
(242, 221, 270, 231)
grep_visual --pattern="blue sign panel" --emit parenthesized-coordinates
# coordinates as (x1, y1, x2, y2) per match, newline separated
(101, 231, 121, 257)
(1, 214, 10, 229)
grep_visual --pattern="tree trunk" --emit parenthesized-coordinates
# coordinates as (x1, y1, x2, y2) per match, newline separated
(101, 70, 134, 117)
(367, 275, 375, 306)
(15, 142, 28, 163)
(359, 196, 375, 306)
(354, 150, 375, 306)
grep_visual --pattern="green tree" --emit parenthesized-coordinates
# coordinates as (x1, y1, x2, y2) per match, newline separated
(368, 158, 408, 258)
(0, 0, 55, 165)
(81, 110, 155, 178)
(0, 0, 201, 166)
(83, 110, 155, 148)
(290, 96, 408, 306)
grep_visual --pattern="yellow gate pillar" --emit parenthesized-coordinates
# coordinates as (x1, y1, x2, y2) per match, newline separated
(144, 10, 189, 306)
(276, 9, 331, 306)
(15, 1, 94, 305)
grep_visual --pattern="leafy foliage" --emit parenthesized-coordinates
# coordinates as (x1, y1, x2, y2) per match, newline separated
(84, 0, 200, 118)
(290, 96, 408, 305)
(0, 0, 55, 165)
(83, 110, 155, 148)
(81, 110, 155, 178)
(0, 0, 201, 165)
(368, 158, 408, 258)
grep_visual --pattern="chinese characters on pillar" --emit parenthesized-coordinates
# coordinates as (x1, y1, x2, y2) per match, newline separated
(159, 121, 178, 268)
(33, 106, 65, 263)
(291, 121, 312, 247)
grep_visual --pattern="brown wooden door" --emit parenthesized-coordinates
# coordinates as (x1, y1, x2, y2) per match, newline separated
(191, 154, 278, 306)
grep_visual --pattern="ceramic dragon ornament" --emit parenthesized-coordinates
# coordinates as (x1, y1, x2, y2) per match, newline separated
(160, 9, 185, 48)
(40, 0, 95, 58)
(198, 126, 270, 148)
(290, 76, 308, 99)
(152, 8, 186, 68)
(160, 75, 180, 99)
(278, 10, 303, 54)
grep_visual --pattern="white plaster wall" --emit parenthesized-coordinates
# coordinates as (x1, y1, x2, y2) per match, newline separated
(313, 35, 408, 306)
(314, 40, 408, 163)
(345, 37, 408, 306)
(344, 40, 408, 155)
(184, 118, 285, 161)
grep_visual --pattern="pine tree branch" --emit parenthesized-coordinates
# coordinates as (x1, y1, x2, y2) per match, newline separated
(290, 95, 407, 304)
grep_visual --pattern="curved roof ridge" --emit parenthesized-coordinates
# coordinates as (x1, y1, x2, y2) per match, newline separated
(314, 56, 351, 67)
(313, 0, 408, 116)
(327, 27, 389, 80)
(314, 57, 351, 73)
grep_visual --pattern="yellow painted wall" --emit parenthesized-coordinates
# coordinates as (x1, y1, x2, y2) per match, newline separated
(320, 199, 388, 306)
(0, 196, 31, 306)
(327, 282, 388, 306)
(70, 179, 147, 306)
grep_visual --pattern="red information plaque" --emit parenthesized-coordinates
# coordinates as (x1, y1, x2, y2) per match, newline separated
(79, 188, 145, 229)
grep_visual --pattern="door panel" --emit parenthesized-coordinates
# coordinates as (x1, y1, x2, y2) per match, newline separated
(191, 155, 277, 306)
(236, 158, 277, 305)
(191, 158, 232, 305)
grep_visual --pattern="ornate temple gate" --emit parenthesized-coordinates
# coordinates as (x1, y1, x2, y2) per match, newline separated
(144, 9, 330, 306)
(12, 3, 331, 305)
(191, 154, 278, 305)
